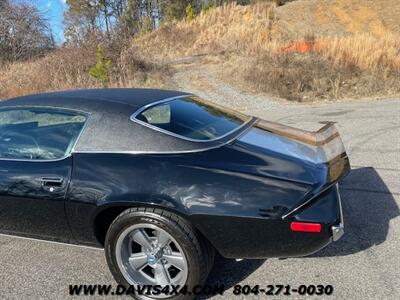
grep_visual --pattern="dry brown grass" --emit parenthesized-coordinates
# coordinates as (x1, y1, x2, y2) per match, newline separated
(0, 42, 170, 99)
(320, 33, 400, 72)
(277, 0, 400, 39)
(133, 0, 400, 59)
(238, 52, 399, 101)
(1, 0, 399, 101)
(0, 47, 95, 98)
(133, 2, 279, 62)
(131, 0, 400, 101)
(236, 32, 400, 101)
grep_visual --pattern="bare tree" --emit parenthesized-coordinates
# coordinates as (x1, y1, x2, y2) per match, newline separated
(0, 1, 55, 62)
(0, 0, 8, 11)
(66, 0, 100, 30)
(64, 9, 90, 45)
(62, 0, 258, 46)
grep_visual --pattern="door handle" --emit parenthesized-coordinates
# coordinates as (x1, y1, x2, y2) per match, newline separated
(40, 177, 64, 187)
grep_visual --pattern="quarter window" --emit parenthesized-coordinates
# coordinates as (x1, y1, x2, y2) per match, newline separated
(0, 108, 87, 160)
(135, 96, 250, 141)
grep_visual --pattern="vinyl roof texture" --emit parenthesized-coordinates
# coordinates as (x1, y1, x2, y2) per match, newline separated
(0, 89, 250, 153)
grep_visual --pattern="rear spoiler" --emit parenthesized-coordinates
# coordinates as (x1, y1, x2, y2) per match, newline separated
(256, 120, 340, 146)
(255, 119, 350, 176)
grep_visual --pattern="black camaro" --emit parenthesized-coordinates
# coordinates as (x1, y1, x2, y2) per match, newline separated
(0, 89, 350, 298)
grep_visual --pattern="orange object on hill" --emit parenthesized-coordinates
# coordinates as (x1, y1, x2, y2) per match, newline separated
(280, 40, 329, 54)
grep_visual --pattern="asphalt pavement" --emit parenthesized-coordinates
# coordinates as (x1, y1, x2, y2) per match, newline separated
(0, 97, 399, 299)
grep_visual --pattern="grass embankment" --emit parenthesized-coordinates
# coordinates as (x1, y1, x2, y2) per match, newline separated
(0, 43, 169, 99)
(132, 0, 400, 101)
(1, 0, 399, 101)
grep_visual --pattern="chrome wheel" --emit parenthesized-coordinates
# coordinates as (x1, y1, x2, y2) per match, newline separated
(115, 224, 188, 289)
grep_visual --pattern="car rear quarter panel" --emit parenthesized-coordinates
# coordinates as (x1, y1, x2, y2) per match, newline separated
(66, 147, 331, 257)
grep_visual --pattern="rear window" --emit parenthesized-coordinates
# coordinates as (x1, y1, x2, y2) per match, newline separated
(134, 96, 250, 141)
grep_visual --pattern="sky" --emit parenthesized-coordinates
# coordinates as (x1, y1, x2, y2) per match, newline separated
(34, 0, 67, 44)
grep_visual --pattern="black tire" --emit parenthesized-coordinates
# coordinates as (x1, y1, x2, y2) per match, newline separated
(105, 207, 210, 300)
(198, 232, 215, 278)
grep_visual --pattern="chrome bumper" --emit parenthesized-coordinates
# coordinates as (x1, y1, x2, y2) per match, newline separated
(331, 223, 344, 241)
(331, 185, 344, 242)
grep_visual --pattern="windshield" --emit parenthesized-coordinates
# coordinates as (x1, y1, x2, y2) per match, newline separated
(135, 96, 250, 141)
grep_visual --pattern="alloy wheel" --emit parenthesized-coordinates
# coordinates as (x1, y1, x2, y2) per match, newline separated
(115, 223, 189, 291)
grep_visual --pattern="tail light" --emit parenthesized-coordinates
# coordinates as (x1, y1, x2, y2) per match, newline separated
(290, 222, 322, 233)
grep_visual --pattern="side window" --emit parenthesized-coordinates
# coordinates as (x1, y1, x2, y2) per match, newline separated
(0, 108, 87, 160)
(140, 103, 171, 124)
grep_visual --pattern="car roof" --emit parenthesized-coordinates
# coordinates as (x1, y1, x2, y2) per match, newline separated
(0, 88, 189, 112)
(0, 88, 255, 154)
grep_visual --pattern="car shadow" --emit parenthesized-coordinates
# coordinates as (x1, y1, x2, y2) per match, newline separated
(312, 166, 399, 257)
(199, 255, 265, 298)
(200, 167, 398, 297)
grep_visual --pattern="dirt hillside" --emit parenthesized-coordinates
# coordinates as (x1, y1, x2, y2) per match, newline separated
(1, 0, 399, 101)
(126, 0, 400, 101)
(277, 0, 400, 39)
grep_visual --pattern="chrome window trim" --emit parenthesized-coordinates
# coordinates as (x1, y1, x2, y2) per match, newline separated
(130, 95, 253, 143)
(130, 95, 191, 119)
(0, 106, 90, 163)
(73, 148, 220, 155)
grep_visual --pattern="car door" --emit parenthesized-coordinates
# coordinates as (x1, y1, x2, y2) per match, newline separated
(0, 107, 87, 242)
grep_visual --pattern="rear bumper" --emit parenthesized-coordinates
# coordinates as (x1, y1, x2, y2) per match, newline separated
(332, 224, 344, 241)
(331, 188, 344, 241)
(192, 184, 345, 259)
